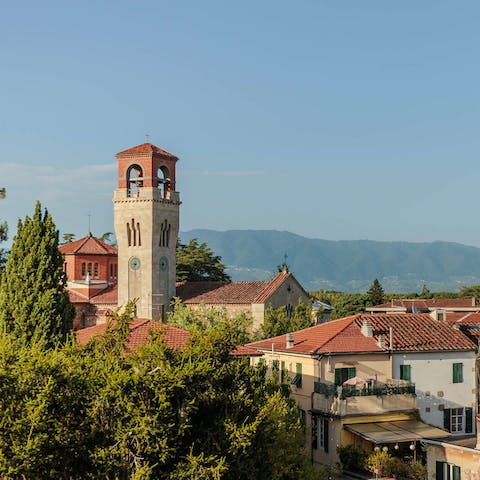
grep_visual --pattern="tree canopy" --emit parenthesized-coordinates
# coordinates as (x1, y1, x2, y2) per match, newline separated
(176, 238, 231, 282)
(0, 188, 7, 270)
(261, 303, 313, 339)
(0, 202, 74, 347)
(0, 305, 321, 479)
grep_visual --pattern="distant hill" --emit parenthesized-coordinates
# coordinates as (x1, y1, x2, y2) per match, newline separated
(179, 229, 480, 293)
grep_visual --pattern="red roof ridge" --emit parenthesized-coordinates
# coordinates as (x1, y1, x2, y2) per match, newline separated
(59, 234, 117, 255)
(116, 143, 178, 159)
(311, 314, 362, 354)
(254, 271, 292, 303)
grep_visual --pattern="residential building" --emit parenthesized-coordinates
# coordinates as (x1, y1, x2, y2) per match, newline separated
(246, 313, 476, 466)
(423, 415, 480, 480)
(368, 298, 480, 314)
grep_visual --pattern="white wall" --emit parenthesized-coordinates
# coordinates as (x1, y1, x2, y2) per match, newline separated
(392, 351, 476, 433)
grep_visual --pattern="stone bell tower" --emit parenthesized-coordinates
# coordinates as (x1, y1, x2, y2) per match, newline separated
(113, 142, 180, 320)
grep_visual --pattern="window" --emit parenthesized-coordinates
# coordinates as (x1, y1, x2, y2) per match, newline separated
(334, 367, 356, 386)
(298, 408, 306, 427)
(436, 462, 461, 480)
(400, 364, 411, 382)
(313, 417, 329, 453)
(451, 408, 463, 433)
(110, 264, 113, 278)
(272, 360, 279, 382)
(87, 262, 92, 277)
(94, 263, 98, 278)
(453, 363, 463, 383)
(81, 262, 86, 278)
(281, 360, 286, 382)
(292, 363, 302, 388)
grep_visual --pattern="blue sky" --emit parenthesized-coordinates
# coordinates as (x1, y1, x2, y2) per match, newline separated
(1, 1, 479, 246)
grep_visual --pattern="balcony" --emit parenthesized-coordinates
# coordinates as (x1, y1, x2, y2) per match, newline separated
(312, 380, 416, 417)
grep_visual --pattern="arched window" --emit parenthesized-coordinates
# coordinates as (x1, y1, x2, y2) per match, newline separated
(127, 164, 143, 197)
(157, 166, 170, 199)
(81, 262, 86, 278)
(87, 262, 92, 277)
(94, 263, 99, 278)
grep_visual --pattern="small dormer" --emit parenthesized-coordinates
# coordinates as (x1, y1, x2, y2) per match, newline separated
(430, 309, 446, 322)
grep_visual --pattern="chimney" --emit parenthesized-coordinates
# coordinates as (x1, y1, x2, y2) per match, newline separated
(476, 415, 480, 449)
(286, 333, 294, 349)
(361, 318, 373, 337)
(377, 334, 386, 349)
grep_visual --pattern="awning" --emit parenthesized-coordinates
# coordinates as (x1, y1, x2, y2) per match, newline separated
(344, 420, 450, 444)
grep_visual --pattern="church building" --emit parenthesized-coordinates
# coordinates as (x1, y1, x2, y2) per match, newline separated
(63, 142, 309, 331)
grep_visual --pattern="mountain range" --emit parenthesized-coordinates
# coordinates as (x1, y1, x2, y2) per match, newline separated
(180, 229, 480, 293)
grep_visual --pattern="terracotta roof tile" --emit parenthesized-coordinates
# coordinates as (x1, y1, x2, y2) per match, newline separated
(116, 143, 178, 159)
(76, 319, 190, 352)
(231, 345, 264, 356)
(90, 285, 118, 304)
(59, 234, 117, 255)
(248, 316, 361, 354)
(248, 313, 477, 355)
(372, 298, 479, 311)
(176, 272, 302, 305)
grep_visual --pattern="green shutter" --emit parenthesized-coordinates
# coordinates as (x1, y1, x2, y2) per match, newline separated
(436, 462, 444, 480)
(295, 363, 302, 388)
(452, 466, 461, 480)
(400, 364, 411, 382)
(258, 358, 265, 367)
(347, 367, 356, 379)
(444, 409, 451, 432)
(465, 407, 473, 433)
(334, 368, 341, 386)
(453, 363, 463, 383)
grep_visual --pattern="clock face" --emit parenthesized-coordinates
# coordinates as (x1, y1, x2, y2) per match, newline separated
(129, 257, 141, 270)
(160, 256, 168, 271)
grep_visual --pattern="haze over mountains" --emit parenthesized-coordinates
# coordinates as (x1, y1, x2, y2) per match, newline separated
(180, 229, 480, 293)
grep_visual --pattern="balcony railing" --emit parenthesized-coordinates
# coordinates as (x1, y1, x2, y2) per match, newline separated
(314, 381, 415, 399)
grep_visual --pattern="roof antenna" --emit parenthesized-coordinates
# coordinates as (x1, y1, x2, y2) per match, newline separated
(87, 211, 92, 236)
(145, 131, 150, 143)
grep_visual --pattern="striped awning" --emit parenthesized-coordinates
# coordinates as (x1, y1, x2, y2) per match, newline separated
(344, 420, 450, 444)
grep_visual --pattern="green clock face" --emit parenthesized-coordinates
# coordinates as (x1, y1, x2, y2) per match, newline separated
(160, 256, 168, 271)
(129, 257, 141, 270)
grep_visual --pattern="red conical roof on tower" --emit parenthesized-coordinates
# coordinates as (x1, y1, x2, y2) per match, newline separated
(116, 143, 178, 159)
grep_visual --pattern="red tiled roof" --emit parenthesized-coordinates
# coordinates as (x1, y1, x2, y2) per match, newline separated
(76, 319, 190, 352)
(67, 289, 90, 303)
(176, 272, 299, 305)
(358, 314, 476, 352)
(373, 298, 479, 310)
(116, 143, 178, 159)
(59, 234, 117, 255)
(90, 285, 118, 304)
(248, 313, 477, 355)
(231, 345, 264, 356)
(248, 315, 363, 354)
(449, 312, 480, 341)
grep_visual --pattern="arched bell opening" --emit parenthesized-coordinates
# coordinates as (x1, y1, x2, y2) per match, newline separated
(157, 165, 171, 199)
(127, 164, 144, 197)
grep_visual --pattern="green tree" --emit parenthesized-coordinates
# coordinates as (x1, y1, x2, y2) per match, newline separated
(0, 305, 322, 479)
(419, 283, 432, 298)
(458, 284, 480, 298)
(61, 232, 76, 244)
(99, 231, 117, 247)
(0, 202, 75, 347)
(261, 303, 313, 339)
(367, 278, 385, 306)
(176, 238, 231, 282)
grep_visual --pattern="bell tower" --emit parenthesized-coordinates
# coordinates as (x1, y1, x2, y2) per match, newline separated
(113, 142, 180, 320)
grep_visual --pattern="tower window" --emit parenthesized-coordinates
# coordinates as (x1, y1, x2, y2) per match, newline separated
(127, 164, 143, 197)
(114, 264, 117, 278)
(94, 263, 99, 278)
(127, 218, 141, 246)
(157, 166, 171, 199)
(81, 262, 86, 278)
(87, 262, 92, 277)
(159, 219, 172, 247)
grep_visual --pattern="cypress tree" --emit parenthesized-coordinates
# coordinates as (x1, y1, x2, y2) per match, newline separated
(367, 278, 385, 306)
(0, 202, 74, 346)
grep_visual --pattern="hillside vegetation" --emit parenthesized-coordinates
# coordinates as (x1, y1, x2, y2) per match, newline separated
(181, 229, 480, 293)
